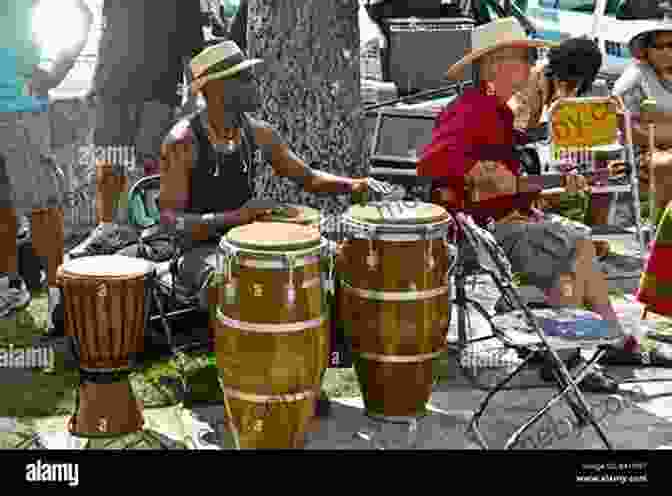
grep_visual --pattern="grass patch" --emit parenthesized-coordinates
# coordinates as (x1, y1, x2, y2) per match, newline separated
(0, 291, 362, 424)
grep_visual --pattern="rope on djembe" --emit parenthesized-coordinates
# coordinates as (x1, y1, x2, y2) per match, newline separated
(78, 368, 134, 385)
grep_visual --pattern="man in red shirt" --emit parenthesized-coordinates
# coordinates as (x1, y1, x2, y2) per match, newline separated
(418, 17, 664, 388)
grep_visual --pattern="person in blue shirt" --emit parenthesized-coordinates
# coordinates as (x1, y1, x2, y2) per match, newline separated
(0, 0, 92, 318)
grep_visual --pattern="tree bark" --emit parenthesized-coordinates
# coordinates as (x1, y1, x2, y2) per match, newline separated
(247, 0, 365, 217)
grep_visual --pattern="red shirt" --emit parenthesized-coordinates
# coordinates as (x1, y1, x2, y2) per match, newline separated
(417, 88, 538, 225)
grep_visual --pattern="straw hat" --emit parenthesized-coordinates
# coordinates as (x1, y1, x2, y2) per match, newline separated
(190, 40, 263, 93)
(444, 17, 556, 80)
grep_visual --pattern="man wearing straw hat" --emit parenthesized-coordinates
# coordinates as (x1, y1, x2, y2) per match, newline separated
(417, 17, 657, 390)
(113, 40, 391, 420)
(116, 40, 391, 311)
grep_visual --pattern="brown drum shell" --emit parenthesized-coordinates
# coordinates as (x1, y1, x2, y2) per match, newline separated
(56, 268, 148, 370)
(337, 236, 452, 418)
(215, 252, 329, 449)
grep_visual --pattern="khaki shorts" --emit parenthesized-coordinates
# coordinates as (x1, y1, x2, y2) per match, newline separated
(492, 213, 594, 290)
(0, 111, 58, 216)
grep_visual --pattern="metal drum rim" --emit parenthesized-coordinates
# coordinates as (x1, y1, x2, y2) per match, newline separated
(218, 238, 326, 258)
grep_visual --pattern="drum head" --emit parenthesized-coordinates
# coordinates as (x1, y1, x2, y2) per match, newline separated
(260, 204, 320, 225)
(344, 201, 448, 225)
(60, 255, 154, 278)
(225, 222, 321, 251)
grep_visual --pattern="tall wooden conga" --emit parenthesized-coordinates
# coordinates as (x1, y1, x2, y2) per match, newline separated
(208, 204, 321, 346)
(215, 222, 329, 448)
(57, 255, 154, 437)
(337, 201, 455, 419)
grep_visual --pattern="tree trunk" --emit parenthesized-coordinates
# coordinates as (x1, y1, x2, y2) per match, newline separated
(247, 0, 365, 217)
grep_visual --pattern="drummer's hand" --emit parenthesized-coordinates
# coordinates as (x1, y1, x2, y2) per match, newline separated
(352, 178, 394, 196)
(238, 206, 273, 224)
(562, 174, 590, 194)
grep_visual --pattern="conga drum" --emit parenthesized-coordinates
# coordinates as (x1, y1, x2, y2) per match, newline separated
(215, 222, 329, 448)
(56, 255, 154, 437)
(259, 204, 350, 367)
(337, 201, 455, 419)
(208, 204, 321, 345)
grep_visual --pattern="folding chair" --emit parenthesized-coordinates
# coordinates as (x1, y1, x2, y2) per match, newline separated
(545, 96, 646, 256)
(125, 174, 210, 355)
(444, 212, 621, 450)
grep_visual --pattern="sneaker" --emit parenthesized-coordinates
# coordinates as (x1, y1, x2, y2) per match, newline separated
(0, 277, 31, 318)
(68, 224, 125, 258)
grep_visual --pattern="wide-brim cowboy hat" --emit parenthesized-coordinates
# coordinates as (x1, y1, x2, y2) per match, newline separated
(190, 40, 263, 93)
(626, 20, 672, 59)
(444, 17, 557, 80)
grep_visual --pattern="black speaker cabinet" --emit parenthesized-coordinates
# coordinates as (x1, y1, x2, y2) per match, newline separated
(383, 17, 475, 94)
(367, 107, 439, 196)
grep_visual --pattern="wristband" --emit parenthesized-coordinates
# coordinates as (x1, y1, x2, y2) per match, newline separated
(214, 210, 242, 227)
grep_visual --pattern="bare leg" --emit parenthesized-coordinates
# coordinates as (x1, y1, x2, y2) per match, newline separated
(0, 207, 18, 276)
(575, 240, 616, 315)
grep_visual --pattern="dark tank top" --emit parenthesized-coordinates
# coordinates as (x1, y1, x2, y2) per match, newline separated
(187, 110, 256, 214)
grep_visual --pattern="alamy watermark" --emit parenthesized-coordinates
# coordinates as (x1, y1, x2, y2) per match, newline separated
(518, 385, 646, 449)
(78, 144, 136, 171)
(25, 460, 79, 487)
(0, 344, 55, 369)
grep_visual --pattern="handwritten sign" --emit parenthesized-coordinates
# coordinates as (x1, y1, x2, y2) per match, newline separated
(551, 100, 619, 148)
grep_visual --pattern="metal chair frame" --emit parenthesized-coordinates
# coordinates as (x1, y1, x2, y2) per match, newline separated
(444, 212, 616, 449)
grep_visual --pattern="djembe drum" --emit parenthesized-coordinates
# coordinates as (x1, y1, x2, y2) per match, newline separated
(214, 222, 330, 449)
(57, 255, 154, 438)
(336, 201, 455, 419)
